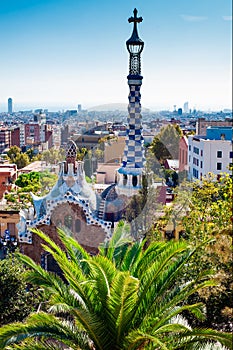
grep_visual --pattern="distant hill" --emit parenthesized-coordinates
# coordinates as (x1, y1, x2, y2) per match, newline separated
(88, 103, 127, 112)
(88, 103, 150, 112)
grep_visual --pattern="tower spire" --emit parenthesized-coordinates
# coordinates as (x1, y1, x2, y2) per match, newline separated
(116, 9, 145, 196)
(126, 8, 144, 77)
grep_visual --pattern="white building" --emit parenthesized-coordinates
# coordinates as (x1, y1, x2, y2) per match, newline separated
(188, 126, 233, 180)
(183, 101, 189, 113)
(19, 124, 25, 147)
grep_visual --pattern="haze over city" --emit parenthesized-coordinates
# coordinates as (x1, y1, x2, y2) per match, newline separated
(0, 0, 232, 112)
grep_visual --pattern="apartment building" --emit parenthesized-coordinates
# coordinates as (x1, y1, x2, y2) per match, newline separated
(188, 126, 232, 180)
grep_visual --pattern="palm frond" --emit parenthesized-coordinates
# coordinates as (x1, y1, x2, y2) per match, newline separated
(107, 271, 139, 345)
(57, 227, 90, 274)
(173, 328, 233, 350)
(126, 329, 169, 350)
(0, 312, 90, 349)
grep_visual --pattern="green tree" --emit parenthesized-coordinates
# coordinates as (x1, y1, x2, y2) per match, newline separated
(39, 171, 58, 195)
(14, 153, 30, 169)
(150, 124, 181, 163)
(76, 147, 88, 161)
(41, 148, 65, 165)
(5, 171, 57, 208)
(153, 173, 232, 331)
(15, 172, 41, 193)
(7, 146, 21, 163)
(0, 255, 41, 326)
(26, 148, 36, 161)
(15, 172, 40, 188)
(0, 229, 231, 349)
(124, 174, 159, 238)
(7, 146, 30, 169)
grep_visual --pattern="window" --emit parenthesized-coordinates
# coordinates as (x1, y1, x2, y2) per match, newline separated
(189, 145, 191, 151)
(75, 219, 81, 233)
(217, 151, 222, 158)
(200, 161, 203, 168)
(193, 147, 199, 155)
(230, 151, 233, 158)
(220, 133, 225, 140)
(123, 174, 127, 186)
(200, 150, 203, 157)
(132, 175, 138, 187)
(64, 215, 73, 230)
(193, 168, 199, 178)
(217, 163, 222, 170)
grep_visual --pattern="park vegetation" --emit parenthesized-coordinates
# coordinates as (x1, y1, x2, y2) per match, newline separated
(0, 228, 232, 349)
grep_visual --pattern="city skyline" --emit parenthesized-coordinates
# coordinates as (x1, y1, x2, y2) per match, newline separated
(0, 0, 232, 112)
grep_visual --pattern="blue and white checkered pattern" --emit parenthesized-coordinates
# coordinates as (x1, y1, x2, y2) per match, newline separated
(121, 84, 145, 170)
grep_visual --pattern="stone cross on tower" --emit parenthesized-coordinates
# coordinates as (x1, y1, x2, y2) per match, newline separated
(128, 8, 143, 25)
(117, 9, 145, 197)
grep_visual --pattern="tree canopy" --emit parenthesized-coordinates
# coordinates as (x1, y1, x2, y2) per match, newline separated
(0, 255, 41, 326)
(153, 172, 233, 331)
(41, 147, 65, 165)
(7, 146, 30, 169)
(150, 124, 181, 163)
(0, 229, 231, 349)
(5, 171, 57, 209)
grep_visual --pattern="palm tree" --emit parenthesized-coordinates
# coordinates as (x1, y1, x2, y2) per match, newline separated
(0, 228, 231, 350)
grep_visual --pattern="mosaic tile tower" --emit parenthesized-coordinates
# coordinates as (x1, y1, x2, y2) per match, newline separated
(117, 8, 145, 196)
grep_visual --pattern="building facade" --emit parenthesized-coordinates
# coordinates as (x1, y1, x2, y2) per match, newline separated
(196, 117, 232, 136)
(188, 127, 233, 180)
(17, 141, 112, 263)
(179, 135, 188, 172)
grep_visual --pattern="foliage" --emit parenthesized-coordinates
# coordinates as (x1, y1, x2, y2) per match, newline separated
(76, 147, 88, 161)
(93, 148, 104, 161)
(5, 171, 57, 208)
(7, 146, 30, 169)
(41, 148, 65, 165)
(14, 153, 30, 169)
(85, 175, 92, 183)
(150, 124, 181, 163)
(25, 148, 38, 161)
(15, 172, 40, 191)
(153, 173, 233, 331)
(6, 146, 21, 163)
(124, 174, 163, 239)
(39, 171, 58, 195)
(98, 134, 117, 144)
(0, 229, 231, 349)
(0, 255, 42, 326)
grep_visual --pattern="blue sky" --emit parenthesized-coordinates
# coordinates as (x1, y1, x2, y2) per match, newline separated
(0, 0, 232, 111)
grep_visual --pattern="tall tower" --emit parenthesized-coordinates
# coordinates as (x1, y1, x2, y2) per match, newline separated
(117, 9, 145, 196)
(8, 98, 13, 114)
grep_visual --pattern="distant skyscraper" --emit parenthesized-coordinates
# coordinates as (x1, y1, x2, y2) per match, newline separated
(178, 108, 182, 115)
(183, 101, 189, 113)
(78, 104, 82, 112)
(8, 98, 13, 114)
